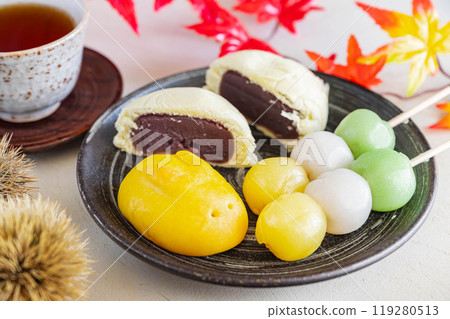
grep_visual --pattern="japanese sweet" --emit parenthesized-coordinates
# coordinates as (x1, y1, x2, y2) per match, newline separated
(206, 50, 329, 147)
(113, 87, 257, 167)
(118, 151, 249, 256)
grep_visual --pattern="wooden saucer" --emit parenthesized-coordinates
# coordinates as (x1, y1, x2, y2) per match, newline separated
(0, 48, 123, 153)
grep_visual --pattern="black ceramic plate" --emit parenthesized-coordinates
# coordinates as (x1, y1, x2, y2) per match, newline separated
(77, 68, 437, 287)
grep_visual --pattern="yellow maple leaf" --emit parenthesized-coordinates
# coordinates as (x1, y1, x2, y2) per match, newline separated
(357, 0, 450, 96)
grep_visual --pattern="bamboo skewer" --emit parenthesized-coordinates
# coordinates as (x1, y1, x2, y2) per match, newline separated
(388, 86, 450, 128)
(410, 139, 450, 167)
(381, 86, 450, 167)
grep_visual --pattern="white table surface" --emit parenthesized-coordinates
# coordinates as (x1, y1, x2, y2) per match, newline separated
(29, 0, 450, 300)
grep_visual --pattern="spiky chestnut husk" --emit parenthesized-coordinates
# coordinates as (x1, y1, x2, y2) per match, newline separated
(0, 197, 92, 301)
(0, 134, 36, 198)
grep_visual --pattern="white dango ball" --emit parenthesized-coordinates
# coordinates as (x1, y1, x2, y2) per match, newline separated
(304, 168, 372, 235)
(290, 131, 354, 180)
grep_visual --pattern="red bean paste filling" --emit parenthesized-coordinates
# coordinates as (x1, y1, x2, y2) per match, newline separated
(219, 70, 301, 139)
(131, 114, 234, 163)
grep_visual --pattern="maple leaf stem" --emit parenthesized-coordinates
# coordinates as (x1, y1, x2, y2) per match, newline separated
(266, 21, 280, 41)
(379, 84, 450, 100)
(437, 57, 450, 80)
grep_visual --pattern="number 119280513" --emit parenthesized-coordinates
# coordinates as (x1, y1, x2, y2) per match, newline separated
(373, 305, 438, 316)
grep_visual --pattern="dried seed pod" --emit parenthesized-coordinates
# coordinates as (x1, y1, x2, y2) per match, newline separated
(0, 197, 93, 301)
(0, 134, 36, 198)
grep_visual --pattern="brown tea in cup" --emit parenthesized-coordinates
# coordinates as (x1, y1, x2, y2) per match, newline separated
(0, 3, 75, 53)
(0, 0, 88, 123)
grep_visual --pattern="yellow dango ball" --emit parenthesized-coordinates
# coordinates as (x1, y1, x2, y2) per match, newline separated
(243, 157, 309, 215)
(118, 151, 248, 256)
(255, 193, 327, 261)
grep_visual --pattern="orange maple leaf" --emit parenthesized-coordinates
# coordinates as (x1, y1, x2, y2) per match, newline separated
(357, 0, 450, 96)
(429, 102, 450, 129)
(306, 35, 386, 88)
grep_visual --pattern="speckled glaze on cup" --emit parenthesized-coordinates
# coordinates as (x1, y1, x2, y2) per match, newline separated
(0, 0, 89, 123)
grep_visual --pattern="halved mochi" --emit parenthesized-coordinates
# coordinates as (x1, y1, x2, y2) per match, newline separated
(113, 87, 257, 168)
(206, 50, 329, 147)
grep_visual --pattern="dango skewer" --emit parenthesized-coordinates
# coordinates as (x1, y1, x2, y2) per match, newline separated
(336, 86, 450, 158)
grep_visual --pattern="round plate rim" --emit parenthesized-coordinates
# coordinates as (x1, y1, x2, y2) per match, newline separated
(77, 67, 437, 287)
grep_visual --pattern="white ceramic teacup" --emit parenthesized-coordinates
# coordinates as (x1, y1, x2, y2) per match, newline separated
(0, 0, 89, 123)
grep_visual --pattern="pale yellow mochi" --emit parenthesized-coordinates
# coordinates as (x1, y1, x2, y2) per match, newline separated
(113, 87, 257, 168)
(206, 50, 329, 146)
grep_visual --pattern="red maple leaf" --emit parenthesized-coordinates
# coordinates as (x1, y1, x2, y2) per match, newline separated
(306, 35, 387, 88)
(154, 0, 174, 11)
(106, 0, 139, 34)
(429, 103, 450, 129)
(234, 0, 323, 34)
(219, 37, 279, 56)
(186, 0, 278, 56)
(153, 0, 221, 13)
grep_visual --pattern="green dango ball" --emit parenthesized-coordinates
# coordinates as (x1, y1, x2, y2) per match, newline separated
(335, 109, 395, 158)
(351, 149, 416, 212)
